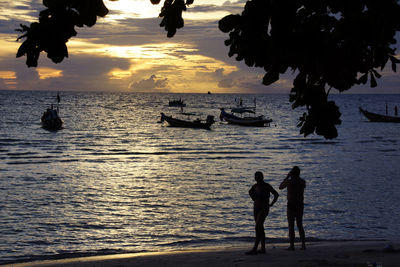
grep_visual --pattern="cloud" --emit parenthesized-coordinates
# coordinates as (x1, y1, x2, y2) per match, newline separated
(214, 68, 224, 77)
(186, 2, 244, 14)
(129, 74, 169, 92)
(218, 77, 235, 88)
(1, 1, 400, 94)
(214, 70, 293, 93)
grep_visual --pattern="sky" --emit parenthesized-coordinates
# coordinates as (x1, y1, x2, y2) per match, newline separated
(0, 0, 399, 94)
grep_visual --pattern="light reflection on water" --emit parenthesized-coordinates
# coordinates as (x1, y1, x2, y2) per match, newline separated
(0, 91, 400, 263)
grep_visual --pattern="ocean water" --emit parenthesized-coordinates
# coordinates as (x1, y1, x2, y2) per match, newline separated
(0, 90, 399, 264)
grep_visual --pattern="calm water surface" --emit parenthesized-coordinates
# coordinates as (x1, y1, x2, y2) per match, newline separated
(0, 91, 399, 264)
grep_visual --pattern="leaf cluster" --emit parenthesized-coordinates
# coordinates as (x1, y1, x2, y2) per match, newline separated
(16, 0, 194, 66)
(219, 0, 400, 139)
(158, 0, 193, 38)
(16, 0, 109, 67)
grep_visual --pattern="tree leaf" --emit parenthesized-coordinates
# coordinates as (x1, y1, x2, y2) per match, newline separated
(370, 72, 377, 88)
(218, 15, 240, 33)
(372, 69, 381, 78)
(262, 71, 279, 86)
(358, 73, 368, 84)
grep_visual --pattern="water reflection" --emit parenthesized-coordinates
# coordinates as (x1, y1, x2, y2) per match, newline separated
(0, 92, 400, 263)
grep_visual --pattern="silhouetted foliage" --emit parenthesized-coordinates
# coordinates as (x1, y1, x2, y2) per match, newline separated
(219, 0, 400, 139)
(16, 0, 109, 67)
(16, 0, 400, 139)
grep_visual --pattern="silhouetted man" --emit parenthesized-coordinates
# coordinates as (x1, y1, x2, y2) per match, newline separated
(279, 166, 306, 250)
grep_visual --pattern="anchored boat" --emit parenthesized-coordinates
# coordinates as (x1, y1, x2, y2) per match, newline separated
(160, 113, 215, 129)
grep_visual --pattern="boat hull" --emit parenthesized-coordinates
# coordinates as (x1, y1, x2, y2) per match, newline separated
(160, 113, 214, 129)
(359, 107, 400, 123)
(220, 109, 272, 127)
(41, 118, 63, 130)
(41, 108, 63, 130)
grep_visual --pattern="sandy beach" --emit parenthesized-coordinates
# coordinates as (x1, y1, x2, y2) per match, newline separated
(7, 241, 400, 267)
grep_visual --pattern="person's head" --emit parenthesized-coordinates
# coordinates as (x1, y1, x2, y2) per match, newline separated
(290, 166, 300, 178)
(255, 171, 264, 183)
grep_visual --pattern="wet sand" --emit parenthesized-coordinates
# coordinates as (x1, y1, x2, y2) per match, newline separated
(9, 241, 400, 267)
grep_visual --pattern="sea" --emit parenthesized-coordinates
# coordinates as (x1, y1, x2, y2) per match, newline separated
(1, 90, 399, 264)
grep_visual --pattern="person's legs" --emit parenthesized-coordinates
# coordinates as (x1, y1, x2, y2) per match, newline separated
(257, 210, 268, 253)
(295, 209, 306, 250)
(247, 209, 268, 254)
(287, 208, 295, 250)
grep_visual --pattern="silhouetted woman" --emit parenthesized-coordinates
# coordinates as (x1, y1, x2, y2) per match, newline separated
(247, 171, 279, 255)
(279, 166, 306, 250)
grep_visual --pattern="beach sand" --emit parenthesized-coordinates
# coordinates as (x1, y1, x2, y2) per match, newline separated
(9, 241, 400, 267)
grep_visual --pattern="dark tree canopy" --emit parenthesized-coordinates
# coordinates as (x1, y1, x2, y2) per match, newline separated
(219, 0, 400, 139)
(16, 0, 400, 139)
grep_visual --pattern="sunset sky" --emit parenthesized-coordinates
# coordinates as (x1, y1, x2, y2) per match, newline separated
(0, 0, 399, 93)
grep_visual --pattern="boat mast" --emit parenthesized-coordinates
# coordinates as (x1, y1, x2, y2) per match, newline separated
(56, 92, 60, 114)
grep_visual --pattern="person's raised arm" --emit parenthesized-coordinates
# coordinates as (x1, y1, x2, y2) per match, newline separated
(279, 173, 290, 189)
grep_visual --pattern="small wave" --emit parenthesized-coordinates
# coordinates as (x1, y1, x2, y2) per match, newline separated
(6, 152, 38, 156)
(0, 248, 143, 265)
(323, 209, 346, 214)
(0, 138, 20, 142)
(357, 140, 375, 144)
(7, 155, 56, 160)
(158, 236, 330, 248)
(59, 159, 79, 162)
(177, 156, 250, 160)
(377, 149, 397, 152)
(7, 161, 51, 165)
(25, 240, 53, 246)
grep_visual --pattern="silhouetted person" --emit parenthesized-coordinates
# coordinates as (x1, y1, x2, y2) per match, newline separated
(395, 106, 398, 116)
(279, 166, 306, 250)
(386, 103, 388, 115)
(246, 171, 279, 255)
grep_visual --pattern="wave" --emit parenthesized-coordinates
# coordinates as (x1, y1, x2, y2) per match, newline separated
(7, 161, 52, 165)
(0, 248, 145, 266)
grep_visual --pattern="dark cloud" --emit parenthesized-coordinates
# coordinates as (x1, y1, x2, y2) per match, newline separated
(129, 74, 169, 92)
(4, 50, 132, 91)
(218, 77, 235, 88)
(0, 1, 43, 32)
(214, 68, 224, 77)
(186, 3, 244, 14)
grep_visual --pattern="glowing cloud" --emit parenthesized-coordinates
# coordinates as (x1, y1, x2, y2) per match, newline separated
(130, 74, 168, 92)
(0, 71, 16, 79)
(36, 67, 63, 79)
(0, 71, 17, 88)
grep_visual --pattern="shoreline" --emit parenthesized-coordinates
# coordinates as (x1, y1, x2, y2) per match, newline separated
(6, 240, 400, 267)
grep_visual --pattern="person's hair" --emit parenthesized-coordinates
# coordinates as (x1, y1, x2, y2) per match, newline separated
(291, 166, 300, 177)
(255, 171, 264, 182)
